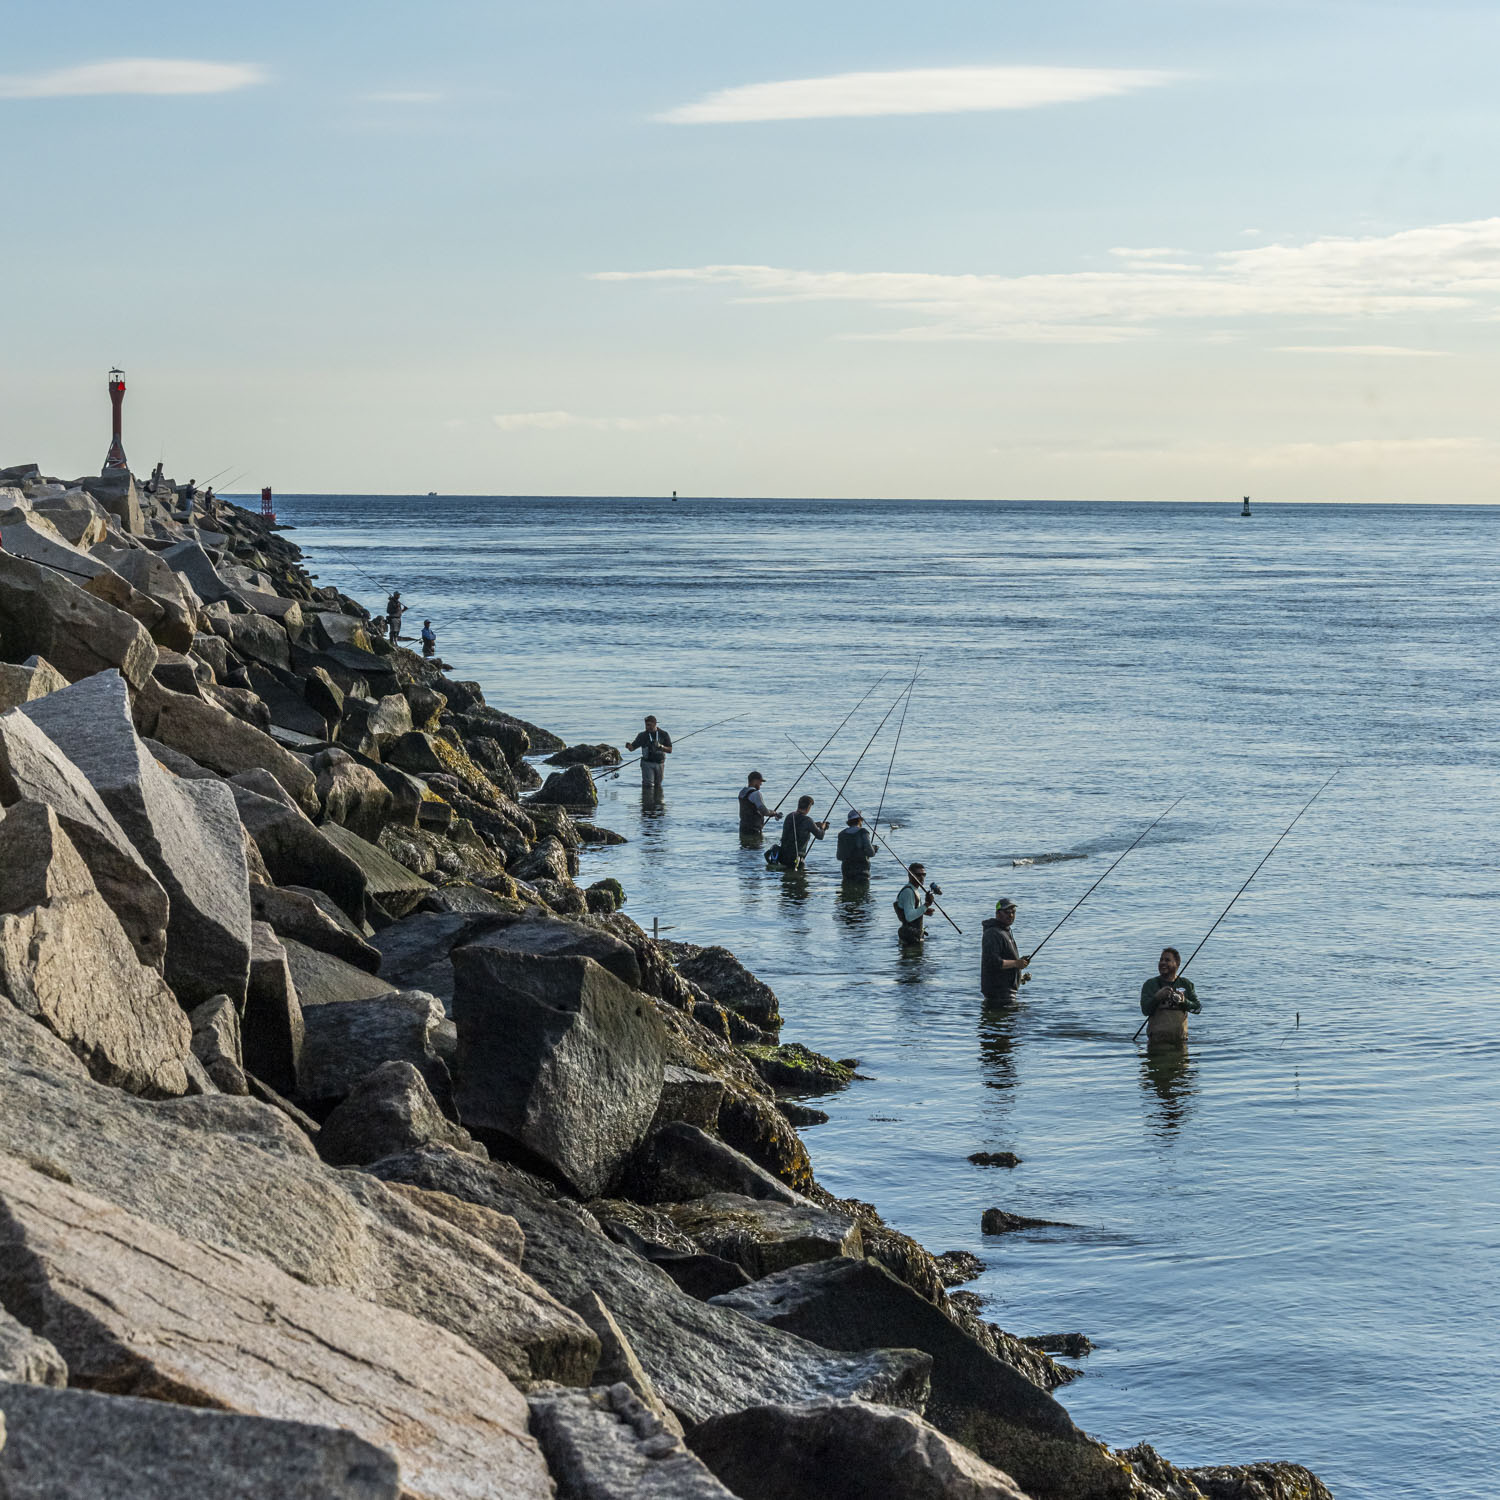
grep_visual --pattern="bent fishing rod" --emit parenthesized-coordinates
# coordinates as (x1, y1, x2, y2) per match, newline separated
(817, 669, 922, 841)
(871, 657, 921, 837)
(772, 672, 891, 815)
(1023, 796, 1186, 971)
(1132, 768, 1341, 1041)
(787, 734, 963, 935)
(597, 712, 751, 780)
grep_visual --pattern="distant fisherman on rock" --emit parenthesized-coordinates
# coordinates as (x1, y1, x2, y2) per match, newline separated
(626, 715, 673, 799)
(981, 897, 1032, 1001)
(738, 770, 772, 835)
(1140, 946, 1201, 1044)
(895, 863, 937, 945)
(777, 795, 828, 870)
(836, 808, 876, 880)
(420, 619, 436, 657)
(386, 591, 407, 643)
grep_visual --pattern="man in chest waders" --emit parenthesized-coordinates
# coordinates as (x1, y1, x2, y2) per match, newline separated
(777, 796, 827, 870)
(836, 809, 876, 881)
(981, 898, 1032, 1001)
(626, 716, 672, 801)
(738, 771, 772, 837)
(1140, 946, 1201, 1045)
(895, 863, 936, 945)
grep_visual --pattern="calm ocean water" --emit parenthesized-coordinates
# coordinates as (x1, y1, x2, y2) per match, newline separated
(276, 494, 1499, 1500)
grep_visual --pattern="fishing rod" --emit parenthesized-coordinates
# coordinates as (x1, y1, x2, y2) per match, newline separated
(1024, 796, 1185, 970)
(787, 734, 963, 935)
(872, 657, 921, 837)
(597, 712, 751, 781)
(817, 673, 921, 846)
(771, 673, 890, 815)
(1132, 768, 1341, 1042)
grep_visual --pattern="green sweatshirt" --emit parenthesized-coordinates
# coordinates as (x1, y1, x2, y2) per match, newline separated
(1140, 975, 1201, 1016)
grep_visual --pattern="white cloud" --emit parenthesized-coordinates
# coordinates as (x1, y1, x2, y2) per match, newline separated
(0, 59, 266, 99)
(1275, 344, 1448, 357)
(658, 65, 1177, 124)
(596, 217, 1500, 343)
(492, 411, 706, 433)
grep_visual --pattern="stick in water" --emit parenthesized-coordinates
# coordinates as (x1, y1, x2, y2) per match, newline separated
(1132, 768, 1340, 1041)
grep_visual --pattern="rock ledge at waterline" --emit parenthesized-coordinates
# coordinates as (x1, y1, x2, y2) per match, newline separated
(0, 460, 1334, 1500)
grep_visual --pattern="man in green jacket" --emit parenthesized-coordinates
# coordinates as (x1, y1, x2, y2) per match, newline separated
(1140, 946, 1202, 1017)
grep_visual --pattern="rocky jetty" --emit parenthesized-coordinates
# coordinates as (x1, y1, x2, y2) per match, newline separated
(0, 460, 1334, 1498)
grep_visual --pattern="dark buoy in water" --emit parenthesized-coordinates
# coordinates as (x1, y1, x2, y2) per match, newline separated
(1241, 494, 1252, 517)
(672, 490, 678, 501)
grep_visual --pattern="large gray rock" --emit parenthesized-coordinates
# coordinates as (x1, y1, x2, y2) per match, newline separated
(631, 1123, 802, 1207)
(537, 763, 597, 808)
(135, 678, 319, 814)
(710, 1256, 1118, 1500)
(467, 912, 644, 989)
(1183, 1460, 1335, 1500)
(245, 921, 305, 1096)
(189, 994, 248, 1094)
(157, 539, 242, 604)
(299, 991, 450, 1112)
(0, 802, 190, 1097)
(317, 1060, 481, 1167)
(233, 775, 368, 922)
(315, 748, 393, 843)
(0, 1060, 597, 1391)
(224, 608, 291, 670)
(0, 1382, 400, 1499)
(104, 545, 196, 646)
(0, 1307, 67, 1386)
(665, 943, 783, 1031)
(453, 949, 667, 1196)
(370, 1145, 931, 1429)
(339, 692, 412, 750)
(253, 881, 381, 971)
(689, 1398, 1030, 1500)
(0, 1155, 555, 1500)
(22, 671, 252, 1007)
(282, 936, 393, 1008)
(369, 910, 474, 1001)
(664, 1194, 862, 1280)
(0, 655, 67, 713)
(318, 821, 433, 919)
(0, 551, 158, 688)
(0, 705, 170, 967)
(511, 834, 572, 885)
(527, 1387, 734, 1499)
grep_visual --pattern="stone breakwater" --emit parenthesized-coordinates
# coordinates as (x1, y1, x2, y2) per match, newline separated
(0, 461, 1333, 1500)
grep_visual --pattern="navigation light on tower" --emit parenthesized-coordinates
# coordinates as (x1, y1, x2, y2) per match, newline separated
(103, 367, 128, 473)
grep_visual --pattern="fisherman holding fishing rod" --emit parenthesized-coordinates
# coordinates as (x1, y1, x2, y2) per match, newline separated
(774, 796, 829, 870)
(980, 899, 1031, 1001)
(625, 715, 673, 799)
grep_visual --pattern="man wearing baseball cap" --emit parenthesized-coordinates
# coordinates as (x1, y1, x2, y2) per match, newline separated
(836, 808, 877, 882)
(981, 897, 1032, 1002)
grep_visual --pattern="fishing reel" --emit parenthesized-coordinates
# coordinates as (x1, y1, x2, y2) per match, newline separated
(926, 883, 943, 898)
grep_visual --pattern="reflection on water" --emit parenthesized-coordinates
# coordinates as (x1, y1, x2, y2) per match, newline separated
(978, 1000, 1020, 1093)
(835, 878, 874, 928)
(1139, 1045, 1197, 1136)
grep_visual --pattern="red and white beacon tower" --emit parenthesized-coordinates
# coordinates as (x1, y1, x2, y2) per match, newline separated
(103, 367, 128, 473)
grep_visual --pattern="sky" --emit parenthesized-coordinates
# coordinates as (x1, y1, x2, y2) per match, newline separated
(4, 1, 1500, 501)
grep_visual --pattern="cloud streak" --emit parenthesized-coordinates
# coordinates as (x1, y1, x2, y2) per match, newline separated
(492, 411, 707, 433)
(597, 218, 1500, 343)
(0, 59, 265, 99)
(659, 65, 1176, 124)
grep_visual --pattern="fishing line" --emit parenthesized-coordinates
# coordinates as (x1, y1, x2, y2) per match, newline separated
(599, 712, 750, 781)
(772, 673, 890, 815)
(872, 657, 921, 837)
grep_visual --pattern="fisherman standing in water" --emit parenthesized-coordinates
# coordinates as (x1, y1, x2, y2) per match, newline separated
(420, 619, 436, 657)
(836, 808, 876, 881)
(386, 591, 407, 643)
(777, 795, 828, 869)
(895, 862, 937, 945)
(981, 898, 1032, 1001)
(738, 771, 772, 836)
(626, 715, 673, 800)
(1140, 946, 1201, 1043)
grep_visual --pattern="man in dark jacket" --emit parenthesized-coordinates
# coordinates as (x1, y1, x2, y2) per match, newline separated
(738, 771, 772, 835)
(981, 898, 1031, 1001)
(836, 809, 876, 880)
(626, 715, 673, 799)
(778, 795, 827, 869)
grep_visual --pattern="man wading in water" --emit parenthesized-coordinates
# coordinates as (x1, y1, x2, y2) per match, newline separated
(626, 715, 673, 800)
(836, 809, 876, 881)
(777, 795, 828, 870)
(895, 863, 937, 945)
(738, 771, 772, 836)
(1140, 946, 1201, 1041)
(981, 897, 1032, 1001)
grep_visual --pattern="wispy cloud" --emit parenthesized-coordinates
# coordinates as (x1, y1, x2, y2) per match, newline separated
(597, 218, 1500, 343)
(1274, 344, 1448, 357)
(492, 411, 708, 433)
(658, 65, 1177, 124)
(0, 59, 265, 99)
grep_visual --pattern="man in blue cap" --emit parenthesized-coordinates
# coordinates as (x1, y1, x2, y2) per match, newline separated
(836, 808, 876, 881)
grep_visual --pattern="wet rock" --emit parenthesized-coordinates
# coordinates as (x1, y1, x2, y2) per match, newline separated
(0, 1382, 401, 1500)
(690, 1398, 1030, 1500)
(664, 942, 783, 1031)
(629, 1122, 803, 1206)
(464, 911, 644, 989)
(545, 742, 621, 768)
(319, 820, 433, 919)
(244, 921, 305, 1096)
(586, 878, 626, 913)
(742, 1041, 854, 1094)
(970, 1151, 1022, 1168)
(0, 552, 158, 689)
(664, 1193, 863, 1279)
(512, 834, 572, 884)
(1183, 1459, 1335, 1500)
(934, 1251, 986, 1287)
(0, 802, 190, 1097)
(282, 936, 394, 1008)
(189, 994, 249, 1095)
(298, 989, 451, 1112)
(526, 801, 581, 848)
(0, 1304, 68, 1385)
(232, 779, 368, 923)
(574, 819, 627, 845)
(453, 949, 666, 1196)
(0, 655, 67, 711)
(1024, 1332, 1095, 1358)
(418, 882, 527, 916)
(0, 1154, 557, 1500)
(710, 1256, 1117, 1500)
(0, 702, 171, 967)
(777, 1100, 829, 1127)
(944, 1297, 1076, 1393)
(405, 681, 447, 730)
(0, 1060, 597, 1391)
(368, 910, 473, 1001)
(369, 1145, 932, 1427)
(536, 762, 597, 809)
(317, 1059, 480, 1166)
(252, 881, 381, 971)
(981, 1208, 1073, 1235)
(527, 1387, 730, 1499)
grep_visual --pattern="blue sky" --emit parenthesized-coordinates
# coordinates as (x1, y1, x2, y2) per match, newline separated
(4, 1, 1500, 499)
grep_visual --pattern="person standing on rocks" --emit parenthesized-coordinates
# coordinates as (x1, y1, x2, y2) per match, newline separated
(385, 591, 407, 643)
(626, 715, 672, 800)
(981, 897, 1031, 1002)
(738, 770, 772, 836)
(895, 863, 937, 945)
(836, 809, 876, 881)
(777, 795, 828, 869)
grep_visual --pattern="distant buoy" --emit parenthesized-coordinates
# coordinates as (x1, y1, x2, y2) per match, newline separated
(1241, 495, 1252, 517)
